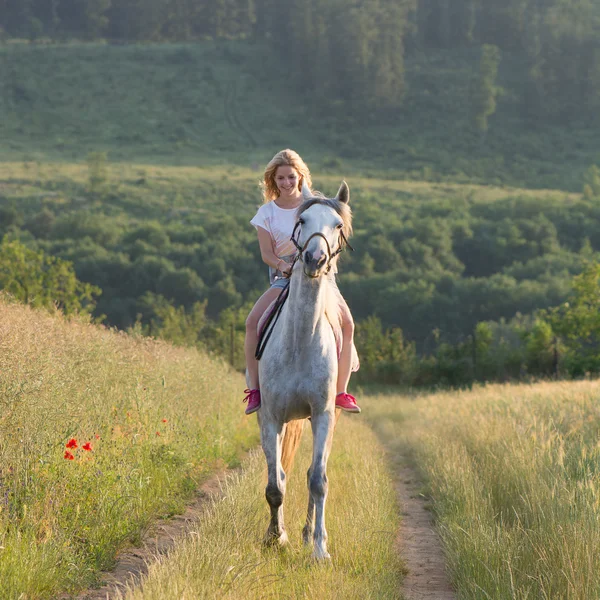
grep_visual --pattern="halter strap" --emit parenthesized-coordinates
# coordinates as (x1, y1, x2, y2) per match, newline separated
(289, 222, 353, 276)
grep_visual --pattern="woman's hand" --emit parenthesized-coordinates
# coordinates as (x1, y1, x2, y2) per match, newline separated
(277, 259, 292, 275)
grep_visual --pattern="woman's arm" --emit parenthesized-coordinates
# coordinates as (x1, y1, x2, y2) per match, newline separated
(257, 227, 291, 273)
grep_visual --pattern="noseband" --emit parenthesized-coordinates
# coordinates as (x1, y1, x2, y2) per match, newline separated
(289, 221, 353, 276)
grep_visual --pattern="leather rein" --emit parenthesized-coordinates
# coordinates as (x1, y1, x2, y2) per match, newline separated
(254, 222, 353, 361)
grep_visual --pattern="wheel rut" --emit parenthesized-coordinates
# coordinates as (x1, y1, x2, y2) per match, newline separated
(65, 471, 231, 600)
(394, 460, 456, 600)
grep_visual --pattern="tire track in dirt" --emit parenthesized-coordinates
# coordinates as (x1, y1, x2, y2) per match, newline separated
(394, 460, 456, 600)
(65, 470, 232, 600)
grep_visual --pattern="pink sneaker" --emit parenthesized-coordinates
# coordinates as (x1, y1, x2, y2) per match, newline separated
(243, 388, 261, 415)
(335, 392, 361, 413)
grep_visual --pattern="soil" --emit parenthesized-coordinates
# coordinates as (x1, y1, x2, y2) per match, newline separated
(394, 462, 456, 600)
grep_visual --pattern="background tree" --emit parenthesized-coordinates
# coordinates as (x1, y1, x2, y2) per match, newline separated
(0, 237, 100, 315)
(472, 43, 501, 138)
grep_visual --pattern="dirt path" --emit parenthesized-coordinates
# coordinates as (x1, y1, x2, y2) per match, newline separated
(70, 472, 229, 600)
(395, 462, 456, 600)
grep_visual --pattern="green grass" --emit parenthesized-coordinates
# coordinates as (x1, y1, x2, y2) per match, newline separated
(1, 41, 598, 190)
(119, 416, 403, 600)
(364, 380, 600, 599)
(0, 298, 258, 599)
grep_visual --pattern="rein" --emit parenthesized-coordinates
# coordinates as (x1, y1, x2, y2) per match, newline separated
(255, 284, 290, 360)
(254, 217, 353, 361)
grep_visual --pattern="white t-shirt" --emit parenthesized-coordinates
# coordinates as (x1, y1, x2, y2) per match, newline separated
(250, 201, 298, 258)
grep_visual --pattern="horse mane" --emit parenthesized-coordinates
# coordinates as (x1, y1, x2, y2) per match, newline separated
(296, 193, 353, 239)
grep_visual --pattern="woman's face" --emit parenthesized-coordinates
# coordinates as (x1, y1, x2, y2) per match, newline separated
(274, 165, 300, 198)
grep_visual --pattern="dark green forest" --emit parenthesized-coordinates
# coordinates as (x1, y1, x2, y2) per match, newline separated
(1, 0, 600, 386)
(3, 0, 600, 120)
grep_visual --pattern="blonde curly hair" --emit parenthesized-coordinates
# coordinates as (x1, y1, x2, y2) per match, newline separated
(261, 149, 312, 202)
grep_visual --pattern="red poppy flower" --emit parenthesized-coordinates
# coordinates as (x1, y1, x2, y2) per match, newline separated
(95, 434, 101, 439)
(155, 431, 161, 436)
(82, 442, 92, 451)
(64, 451, 74, 460)
(162, 419, 168, 423)
(66, 439, 78, 449)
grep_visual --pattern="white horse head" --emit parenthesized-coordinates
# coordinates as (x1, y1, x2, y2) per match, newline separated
(294, 182, 352, 278)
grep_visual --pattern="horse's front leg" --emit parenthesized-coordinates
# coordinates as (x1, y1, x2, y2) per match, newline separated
(302, 466, 315, 546)
(307, 410, 335, 560)
(260, 416, 289, 547)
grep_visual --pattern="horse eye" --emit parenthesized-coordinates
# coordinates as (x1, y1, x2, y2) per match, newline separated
(336, 223, 343, 229)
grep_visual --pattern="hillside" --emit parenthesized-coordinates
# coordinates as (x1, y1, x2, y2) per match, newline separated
(1, 41, 598, 191)
(2, 158, 595, 353)
(0, 297, 257, 598)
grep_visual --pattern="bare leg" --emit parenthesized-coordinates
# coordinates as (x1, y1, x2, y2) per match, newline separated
(336, 298, 355, 395)
(245, 287, 283, 389)
(307, 410, 335, 560)
(260, 417, 289, 546)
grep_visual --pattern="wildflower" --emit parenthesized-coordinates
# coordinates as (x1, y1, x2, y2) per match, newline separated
(162, 419, 168, 423)
(95, 434, 101, 439)
(64, 451, 74, 460)
(66, 439, 78, 449)
(156, 431, 161, 436)
(82, 442, 92, 451)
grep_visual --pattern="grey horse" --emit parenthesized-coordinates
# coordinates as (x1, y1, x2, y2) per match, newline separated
(255, 181, 353, 561)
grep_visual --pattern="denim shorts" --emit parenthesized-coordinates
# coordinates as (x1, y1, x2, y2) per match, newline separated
(270, 277, 290, 290)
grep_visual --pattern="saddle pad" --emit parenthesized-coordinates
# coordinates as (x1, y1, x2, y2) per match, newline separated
(256, 298, 359, 372)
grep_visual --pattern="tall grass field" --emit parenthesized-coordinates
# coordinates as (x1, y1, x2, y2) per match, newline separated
(119, 417, 402, 600)
(366, 381, 600, 599)
(0, 297, 257, 599)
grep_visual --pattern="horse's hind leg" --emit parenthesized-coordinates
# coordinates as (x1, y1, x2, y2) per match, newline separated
(260, 418, 288, 547)
(307, 411, 335, 560)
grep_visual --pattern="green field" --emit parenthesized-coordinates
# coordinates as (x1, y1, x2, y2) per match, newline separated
(1, 41, 598, 190)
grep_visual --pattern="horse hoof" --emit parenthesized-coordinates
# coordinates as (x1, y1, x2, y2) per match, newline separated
(263, 530, 289, 548)
(312, 550, 331, 562)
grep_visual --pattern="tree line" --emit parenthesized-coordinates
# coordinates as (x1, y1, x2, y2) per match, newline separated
(2, 0, 599, 117)
(2, 157, 600, 386)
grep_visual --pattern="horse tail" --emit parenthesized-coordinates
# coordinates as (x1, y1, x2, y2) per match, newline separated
(281, 418, 306, 474)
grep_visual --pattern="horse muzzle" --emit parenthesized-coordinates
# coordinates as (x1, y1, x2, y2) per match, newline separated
(303, 250, 328, 278)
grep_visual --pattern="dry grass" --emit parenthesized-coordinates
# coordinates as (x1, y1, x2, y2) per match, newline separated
(119, 416, 403, 600)
(366, 380, 600, 600)
(0, 160, 580, 205)
(0, 297, 258, 599)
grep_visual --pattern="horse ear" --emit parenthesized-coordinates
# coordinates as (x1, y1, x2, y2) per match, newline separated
(336, 181, 350, 204)
(302, 180, 312, 201)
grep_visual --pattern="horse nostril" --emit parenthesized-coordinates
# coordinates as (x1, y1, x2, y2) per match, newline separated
(316, 254, 326, 268)
(304, 251, 313, 264)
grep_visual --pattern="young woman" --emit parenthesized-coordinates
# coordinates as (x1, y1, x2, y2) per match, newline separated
(243, 149, 361, 415)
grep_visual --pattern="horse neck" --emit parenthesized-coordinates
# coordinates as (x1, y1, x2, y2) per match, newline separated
(283, 269, 330, 340)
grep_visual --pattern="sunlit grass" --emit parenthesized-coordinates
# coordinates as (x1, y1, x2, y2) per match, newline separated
(0, 298, 258, 599)
(120, 417, 403, 600)
(365, 380, 600, 599)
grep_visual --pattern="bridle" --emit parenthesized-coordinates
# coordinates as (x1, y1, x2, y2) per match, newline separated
(255, 214, 354, 360)
(289, 220, 354, 276)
